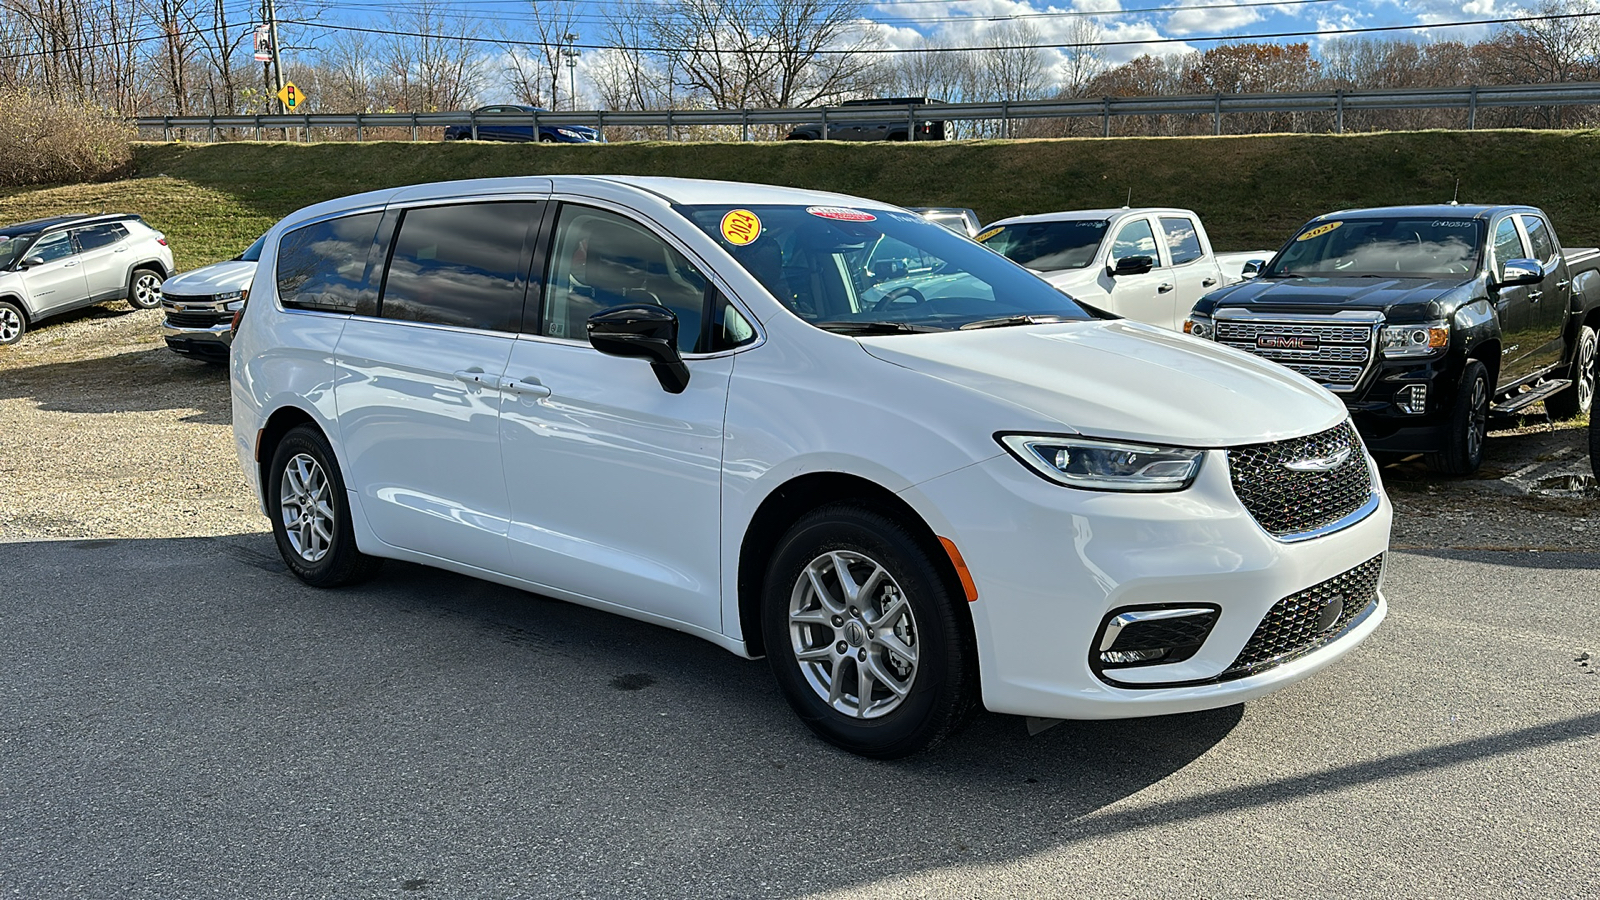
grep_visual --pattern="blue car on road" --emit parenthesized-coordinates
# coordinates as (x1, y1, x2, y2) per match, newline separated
(443, 105, 604, 143)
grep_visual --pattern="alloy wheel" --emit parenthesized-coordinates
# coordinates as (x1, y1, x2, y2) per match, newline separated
(788, 550, 919, 719)
(133, 274, 161, 307)
(1467, 375, 1488, 460)
(1577, 331, 1596, 414)
(279, 452, 334, 562)
(0, 307, 20, 342)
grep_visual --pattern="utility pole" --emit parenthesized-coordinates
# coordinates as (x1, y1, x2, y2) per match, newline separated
(263, 0, 285, 114)
(562, 32, 579, 110)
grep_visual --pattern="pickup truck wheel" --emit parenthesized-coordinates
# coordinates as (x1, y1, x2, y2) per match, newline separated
(267, 425, 384, 587)
(0, 300, 25, 345)
(761, 503, 977, 759)
(127, 268, 163, 310)
(1427, 360, 1489, 476)
(1545, 325, 1596, 420)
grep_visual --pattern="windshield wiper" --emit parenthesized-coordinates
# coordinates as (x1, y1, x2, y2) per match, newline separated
(959, 314, 1073, 330)
(814, 320, 947, 335)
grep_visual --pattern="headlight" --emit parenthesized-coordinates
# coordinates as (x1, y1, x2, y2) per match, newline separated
(1380, 321, 1449, 357)
(1184, 314, 1214, 339)
(556, 128, 578, 138)
(998, 434, 1204, 492)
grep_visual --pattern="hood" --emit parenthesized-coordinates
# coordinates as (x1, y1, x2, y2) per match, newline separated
(160, 260, 255, 297)
(1202, 274, 1471, 317)
(858, 319, 1346, 448)
(1038, 267, 1102, 291)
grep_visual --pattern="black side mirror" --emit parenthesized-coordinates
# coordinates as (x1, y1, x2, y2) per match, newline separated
(1240, 259, 1266, 278)
(1496, 258, 1544, 288)
(1109, 255, 1155, 277)
(587, 304, 690, 394)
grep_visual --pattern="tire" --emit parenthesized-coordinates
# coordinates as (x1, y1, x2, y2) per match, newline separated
(1545, 324, 1596, 420)
(267, 425, 383, 587)
(127, 267, 163, 310)
(539, 134, 556, 143)
(1427, 359, 1490, 476)
(0, 299, 25, 345)
(761, 503, 977, 759)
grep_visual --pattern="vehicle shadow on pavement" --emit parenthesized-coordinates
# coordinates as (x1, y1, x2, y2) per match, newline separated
(1397, 547, 1600, 569)
(0, 345, 230, 424)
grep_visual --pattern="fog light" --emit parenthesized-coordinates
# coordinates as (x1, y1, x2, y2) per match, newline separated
(1396, 383, 1428, 414)
(1094, 606, 1219, 670)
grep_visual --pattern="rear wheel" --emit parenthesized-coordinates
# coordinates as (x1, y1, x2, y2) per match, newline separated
(1427, 360, 1490, 476)
(761, 503, 977, 759)
(127, 267, 163, 310)
(1546, 324, 1596, 420)
(267, 425, 383, 587)
(0, 299, 25, 345)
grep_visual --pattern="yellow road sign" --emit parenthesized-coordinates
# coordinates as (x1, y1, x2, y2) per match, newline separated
(277, 82, 304, 110)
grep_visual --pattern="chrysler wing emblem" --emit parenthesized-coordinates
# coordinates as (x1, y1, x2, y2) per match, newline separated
(1284, 446, 1353, 473)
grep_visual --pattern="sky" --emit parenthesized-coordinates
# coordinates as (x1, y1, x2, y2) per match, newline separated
(293, 0, 1539, 103)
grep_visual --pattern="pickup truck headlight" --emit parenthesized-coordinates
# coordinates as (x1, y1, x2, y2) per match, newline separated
(1183, 314, 1214, 339)
(1380, 321, 1449, 357)
(998, 434, 1204, 492)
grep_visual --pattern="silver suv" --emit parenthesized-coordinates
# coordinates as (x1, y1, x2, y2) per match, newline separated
(0, 214, 174, 345)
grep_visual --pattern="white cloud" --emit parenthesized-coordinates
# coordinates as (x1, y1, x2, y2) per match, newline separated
(1166, 1, 1265, 37)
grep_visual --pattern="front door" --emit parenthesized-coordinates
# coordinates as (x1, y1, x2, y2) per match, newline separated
(333, 200, 542, 573)
(498, 203, 732, 631)
(1489, 215, 1543, 387)
(1105, 216, 1174, 327)
(19, 231, 88, 314)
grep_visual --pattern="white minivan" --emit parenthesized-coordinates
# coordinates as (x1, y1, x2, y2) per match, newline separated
(232, 176, 1392, 758)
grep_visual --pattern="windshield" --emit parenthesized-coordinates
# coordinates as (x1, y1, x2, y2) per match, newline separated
(237, 234, 267, 262)
(1267, 217, 1483, 278)
(680, 205, 1092, 332)
(0, 232, 39, 270)
(978, 220, 1109, 272)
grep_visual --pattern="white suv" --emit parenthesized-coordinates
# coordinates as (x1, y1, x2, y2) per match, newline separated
(0, 214, 174, 345)
(232, 176, 1392, 758)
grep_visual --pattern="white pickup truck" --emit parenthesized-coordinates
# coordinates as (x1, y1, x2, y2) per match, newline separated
(978, 207, 1266, 331)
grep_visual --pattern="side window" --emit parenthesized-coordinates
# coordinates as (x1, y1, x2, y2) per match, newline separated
(276, 212, 383, 313)
(73, 224, 124, 251)
(29, 231, 76, 264)
(542, 205, 711, 354)
(378, 202, 538, 332)
(1491, 218, 1526, 278)
(708, 291, 757, 352)
(1110, 218, 1159, 266)
(1160, 217, 1204, 265)
(1520, 215, 1558, 264)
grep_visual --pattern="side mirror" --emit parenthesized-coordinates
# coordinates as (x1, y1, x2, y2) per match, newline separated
(1240, 259, 1266, 279)
(21, 256, 45, 269)
(587, 304, 690, 394)
(1496, 258, 1544, 288)
(1108, 255, 1155, 277)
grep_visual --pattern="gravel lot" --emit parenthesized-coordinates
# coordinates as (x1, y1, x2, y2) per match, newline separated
(1, 303, 1596, 547)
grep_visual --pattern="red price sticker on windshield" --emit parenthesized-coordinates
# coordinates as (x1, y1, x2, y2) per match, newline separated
(720, 209, 762, 245)
(806, 206, 877, 222)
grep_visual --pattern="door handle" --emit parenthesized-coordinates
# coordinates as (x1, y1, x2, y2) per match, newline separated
(1529, 291, 1543, 302)
(1202, 277, 1217, 287)
(1157, 283, 1174, 294)
(64, 261, 77, 267)
(1556, 280, 1570, 288)
(453, 367, 488, 385)
(498, 376, 551, 398)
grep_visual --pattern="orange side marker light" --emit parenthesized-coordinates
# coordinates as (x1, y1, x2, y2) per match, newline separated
(938, 537, 979, 603)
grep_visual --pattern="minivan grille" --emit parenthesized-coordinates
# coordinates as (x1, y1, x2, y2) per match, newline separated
(1215, 317, 1379, 392)
(1223, 554, 1384, 678)
(1227, 420, 1373, 539)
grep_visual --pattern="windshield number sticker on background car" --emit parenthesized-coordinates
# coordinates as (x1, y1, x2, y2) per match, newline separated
(720, 209, 762, 245)
(807, 206, 876, 222)
(975, 227, 1004, 242)
(1297, 221, 1343, 241)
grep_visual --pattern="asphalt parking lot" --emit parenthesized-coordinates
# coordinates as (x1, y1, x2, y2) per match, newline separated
(1, 309, 1597, 898)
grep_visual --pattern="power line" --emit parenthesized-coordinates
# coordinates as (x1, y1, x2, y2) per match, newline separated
(278, 10, 1600, 55)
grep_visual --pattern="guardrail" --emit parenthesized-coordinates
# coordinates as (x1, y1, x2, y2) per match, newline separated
(135, 81, 1600, 142)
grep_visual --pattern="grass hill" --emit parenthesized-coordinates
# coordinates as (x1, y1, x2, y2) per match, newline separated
(3, 130, 1600, 271)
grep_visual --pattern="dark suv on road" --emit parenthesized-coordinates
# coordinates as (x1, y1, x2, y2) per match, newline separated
(443, 105, 603, 143)
(785, 97, 947, 141)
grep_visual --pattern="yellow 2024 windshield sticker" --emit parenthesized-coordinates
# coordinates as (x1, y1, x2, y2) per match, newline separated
(975, 226, 1004, 242)
(720, 209, 762, 245)
(1297, 221, 1342, 241)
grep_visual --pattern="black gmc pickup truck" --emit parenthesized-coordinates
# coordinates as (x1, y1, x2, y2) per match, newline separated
(1185, 205, 1600, 475)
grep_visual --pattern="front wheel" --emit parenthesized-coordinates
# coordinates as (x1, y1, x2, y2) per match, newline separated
(761, 503, 977, 758)
(1546, 325, 1596, 420)
(267, 425, 383, 587)
(127, 268, 163, 310)
(1427, 360, 1490, 476)
(0, 299, 25, 345)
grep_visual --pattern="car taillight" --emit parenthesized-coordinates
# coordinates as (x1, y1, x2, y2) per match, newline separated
(231, 289, 248, 335)
(157, 236, 168, 246)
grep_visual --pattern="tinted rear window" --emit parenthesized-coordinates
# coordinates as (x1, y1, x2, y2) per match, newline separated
(276, 213, 383, 313)
(379, 202, 538, 332)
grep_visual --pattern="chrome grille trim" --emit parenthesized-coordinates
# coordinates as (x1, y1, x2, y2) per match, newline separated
(1226, 419, 1376, 541)
(1215, 309, 1383, 393)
